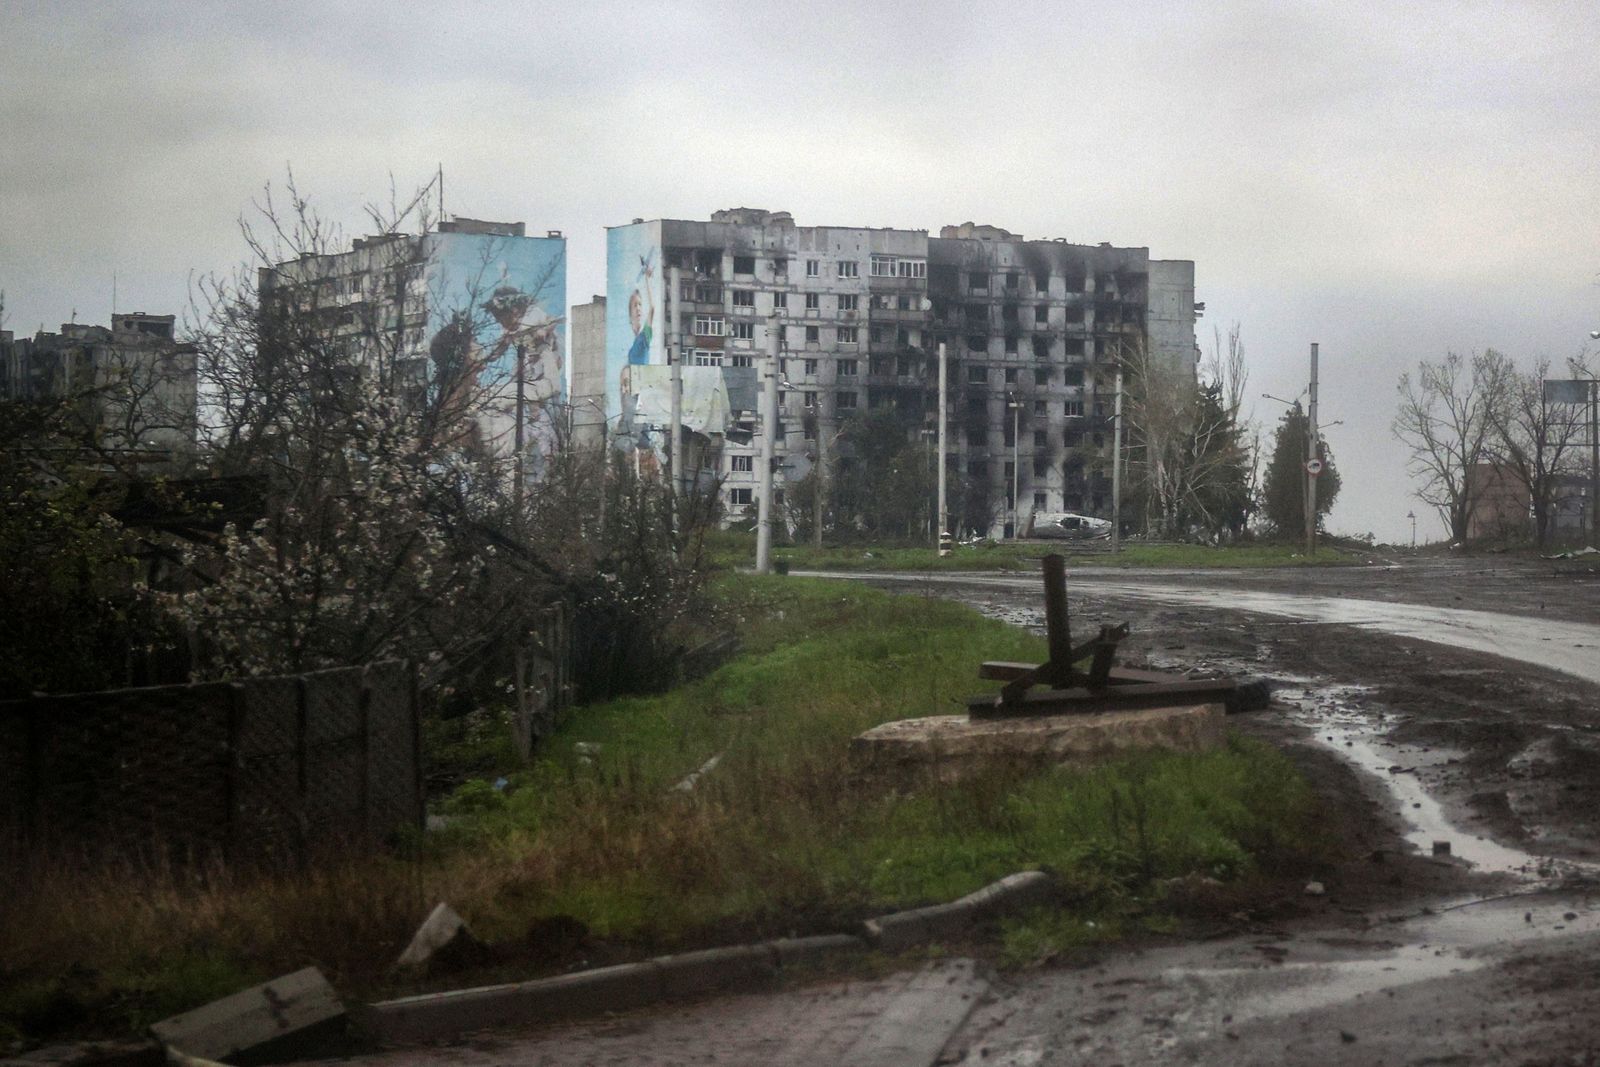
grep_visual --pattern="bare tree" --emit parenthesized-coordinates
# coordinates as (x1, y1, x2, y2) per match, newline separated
(1485, 356, 1588, 548)
(1123, 326, 1251, 539)
(1393, 350, 1512, 544)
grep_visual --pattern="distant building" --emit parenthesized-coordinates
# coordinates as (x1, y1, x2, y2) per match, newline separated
(259, 218, 566, 472)
(603, 209, 1198, 535)
(1, 312, 197, 465)
(568, 295, 607, 451)
(1466, 462, 1531, 541)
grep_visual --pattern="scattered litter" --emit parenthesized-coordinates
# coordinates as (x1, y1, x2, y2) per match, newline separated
(396, 902, 484, 970)
(672, 753, 724, 793)
(1304, 881, 1326, 896)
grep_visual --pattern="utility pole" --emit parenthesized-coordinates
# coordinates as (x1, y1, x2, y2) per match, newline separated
(756, 317, 780, 573)
(1111, 364, 1124, 554)
(514, 341, 526, 523)
(937, 342, 949, 556)
(813, 410, 826, 549)
(1305, 342, 1320, 557)
(668, 266, 684, 504)
(1590, 379, 1598, 549)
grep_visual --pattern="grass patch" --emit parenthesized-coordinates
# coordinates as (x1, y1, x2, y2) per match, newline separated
(1, 575, 1323, 1045)
(705, 529, 1368, 572)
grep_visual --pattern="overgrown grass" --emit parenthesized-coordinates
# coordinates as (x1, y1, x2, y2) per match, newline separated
(705, 529, 1368, 572)
(1, 576, 1323, 1045)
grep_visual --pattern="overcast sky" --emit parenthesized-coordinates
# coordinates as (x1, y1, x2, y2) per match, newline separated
(4, 0, 1597, 542)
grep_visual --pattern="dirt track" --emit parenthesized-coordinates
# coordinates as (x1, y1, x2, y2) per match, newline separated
(844, 557, 1600, 1064)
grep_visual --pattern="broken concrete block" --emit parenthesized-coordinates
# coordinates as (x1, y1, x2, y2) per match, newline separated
(150, 968, 343, 1065)
(396, 903, 483, 970)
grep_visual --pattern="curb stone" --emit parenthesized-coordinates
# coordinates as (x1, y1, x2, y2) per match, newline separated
(361, 871, 1049, 1046)
(863, 870, 1052, 951)
(653, 944, 778, 998)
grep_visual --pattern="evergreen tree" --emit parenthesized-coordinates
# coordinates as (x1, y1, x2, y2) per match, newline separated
(1262, 403, 1341, 537)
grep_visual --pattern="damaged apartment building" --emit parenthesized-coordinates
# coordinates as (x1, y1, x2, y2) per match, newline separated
(1, 312, 198, 467)
(584, 209, 1198, 537)
(259, 218, 566, 470)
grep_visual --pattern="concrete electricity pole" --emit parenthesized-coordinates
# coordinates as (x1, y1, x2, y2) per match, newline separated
(755, 317, 780, 573)
(668, 266, 683, 502)
(1111, 364, 1124, 554)
(937, 342, 949, 556)
(1305, 342, 1320, 557)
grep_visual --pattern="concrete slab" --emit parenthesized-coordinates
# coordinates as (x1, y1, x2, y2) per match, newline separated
(851, 702, 1226, 780)
(149, 968, 343, 1065)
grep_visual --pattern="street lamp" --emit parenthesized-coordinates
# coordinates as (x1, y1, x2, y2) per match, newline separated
(1406, 509, 1416, 549)
(1006, 395, 1022, 539)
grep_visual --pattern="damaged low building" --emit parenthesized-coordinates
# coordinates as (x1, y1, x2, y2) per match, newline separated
(1, 312, 198, 467)
(591, 209, 1199, 536)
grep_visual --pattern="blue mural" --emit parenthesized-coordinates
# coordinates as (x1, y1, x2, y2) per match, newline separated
(605, 221, 664, 430)
(423, 232, 566, 472)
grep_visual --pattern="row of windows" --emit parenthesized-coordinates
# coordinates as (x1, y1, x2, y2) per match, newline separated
(718, 255, 922, 280)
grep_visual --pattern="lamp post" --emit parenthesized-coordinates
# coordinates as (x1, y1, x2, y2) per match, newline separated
(937, 341, 949, 556)
(1407, 509, 1416, 549)
(1007, 395, 1021, 539)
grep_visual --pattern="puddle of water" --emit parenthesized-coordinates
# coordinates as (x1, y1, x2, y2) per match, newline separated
(1177, 944, 1489, 1028)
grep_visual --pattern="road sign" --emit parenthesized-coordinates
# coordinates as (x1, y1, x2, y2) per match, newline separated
(1544, 379, 1591, 405)
(1305, 458, 1325, 476)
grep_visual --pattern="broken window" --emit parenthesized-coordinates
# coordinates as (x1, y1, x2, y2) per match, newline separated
(696, 251, 720, 274)
(838, 358, 858, 376)
(967, 365, 988, 384)
(733, 290, 755, 307)
(1034, 304, 1049, 324)
(733, 256, 756, 275)
(1032, 337, 1050, 359)
(968, 272, 989, 292)
(805, 326, 820, 343)
(1034, 369, 1049, 386)
(837, 390, 857, 409)
(731, 321, 755, 340)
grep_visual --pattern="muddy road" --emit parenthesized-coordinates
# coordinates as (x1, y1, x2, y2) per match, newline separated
(820, 557, 1600, 1064)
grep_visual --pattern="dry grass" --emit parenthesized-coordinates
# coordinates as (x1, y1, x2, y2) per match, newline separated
(1, 576, 1321, 1045)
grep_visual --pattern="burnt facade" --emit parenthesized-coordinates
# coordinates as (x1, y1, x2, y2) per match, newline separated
(616, 210, 1198, 536)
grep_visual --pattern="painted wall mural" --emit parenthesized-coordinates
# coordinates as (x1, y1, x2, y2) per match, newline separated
(423, 232, 566, 475)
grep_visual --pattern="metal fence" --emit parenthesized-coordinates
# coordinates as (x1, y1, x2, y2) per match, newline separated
(0, 660, 422, 862)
